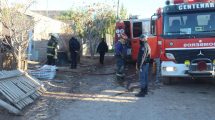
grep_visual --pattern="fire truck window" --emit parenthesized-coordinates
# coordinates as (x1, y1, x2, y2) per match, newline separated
(151, 20, 156, 35)
(124, 21, 131, 39)
(184, 15, 196, 31)
(208, 14, 215, 29)
(133, 22, 142, 38)
(164, 12, 215, 36)
(197, 15, 210, 26)
(143, 20, 150, 35)
(169, 17, 181, 26)
(168, 17, 181, 33)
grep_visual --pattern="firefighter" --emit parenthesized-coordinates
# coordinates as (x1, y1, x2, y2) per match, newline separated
(97, 38, 108, 65)
(47, 33, 59, 66)
(135, 34, 151, 97)
(69, 37, 80, 69)
(115, 33, 127, 83)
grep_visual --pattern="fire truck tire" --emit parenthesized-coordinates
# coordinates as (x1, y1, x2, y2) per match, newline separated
(162, 77, 172, 85)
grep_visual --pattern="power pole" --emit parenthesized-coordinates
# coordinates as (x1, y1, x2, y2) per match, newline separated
(116, 0, 119, 20)
(46, 0, 49, 17)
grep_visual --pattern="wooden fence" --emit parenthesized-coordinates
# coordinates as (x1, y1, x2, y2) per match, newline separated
(0, 70, 45, 115)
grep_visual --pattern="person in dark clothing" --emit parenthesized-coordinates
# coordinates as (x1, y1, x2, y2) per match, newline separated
(97, 38, 108, 64)
(115, 33, 128, 80)
(135, 34, 151, 97)
(69, 37, 80, 69)
(47, 33, 59, 65)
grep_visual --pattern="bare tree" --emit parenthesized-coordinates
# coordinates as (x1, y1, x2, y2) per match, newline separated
(0, 0, 35, 70)
(57, 2, 116, 58)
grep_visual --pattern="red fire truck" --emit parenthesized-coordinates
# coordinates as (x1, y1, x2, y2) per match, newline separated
(115, 17, 150, 61)
(148, 0, 215, 83)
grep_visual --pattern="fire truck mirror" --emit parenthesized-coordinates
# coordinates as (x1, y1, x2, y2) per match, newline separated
(150, 13, 159, 35)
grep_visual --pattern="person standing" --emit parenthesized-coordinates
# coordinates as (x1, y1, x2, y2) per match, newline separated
(135, 34, 151, 97)
(115, 33, 127, 79)
(69, 37, 80, 69)
(47, 33, 59, 65)
(97, 38, 108, 64)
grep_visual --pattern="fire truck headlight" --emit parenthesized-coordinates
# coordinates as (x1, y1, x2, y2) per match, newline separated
(163, 67, 177, 72)
(165, 53, 175, 60)
(184, 60, 190, 66)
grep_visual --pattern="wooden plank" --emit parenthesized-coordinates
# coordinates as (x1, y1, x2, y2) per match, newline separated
(20, 80, 41, 94)
(4, 74, 24, 81)
(0, 84, 23, 109)
(10, 78, 37, 105)
(12, 80, 36, 102)
(14, 78, 31, 91)
(6, 81, 26, 101)
(12, 77, 41, 102)
(0, 70, 23, 81)
(0, 83, 18, 101)
(0, 99, 20, 115)
(2, 81, 26, 108)
(7, 81, 32, 106)
(23, 97, 33, 104)
(0, 85, 15, 102)
(0, 70, 43, 112)
(21, 78, 36, 89)
(16, 102, 24, 109)
(29, 93, 36, 99)
(23, 76, 39, 87)
(25, 73, 42, 86)
(31, 93, 39, 99)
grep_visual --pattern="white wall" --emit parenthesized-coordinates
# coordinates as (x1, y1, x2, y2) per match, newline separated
(27, 11, 70, 61)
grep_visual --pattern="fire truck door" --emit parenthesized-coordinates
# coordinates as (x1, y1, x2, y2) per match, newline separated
(147, 36, 160, 59)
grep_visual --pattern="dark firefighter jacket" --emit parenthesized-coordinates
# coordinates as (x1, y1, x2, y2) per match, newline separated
(69, 37, 80, 53)
(115, 40, 127, 58)
(136, 41, 150, 69)
(97, 41, 108, 53)
(47, 36, 58, 58)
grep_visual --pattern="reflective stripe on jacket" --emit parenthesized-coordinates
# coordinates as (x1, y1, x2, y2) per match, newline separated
(47, 38, 58, 58)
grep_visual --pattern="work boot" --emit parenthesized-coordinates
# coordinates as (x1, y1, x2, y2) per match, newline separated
(144, 86, 148, 95)
(135, 88, 146, 97)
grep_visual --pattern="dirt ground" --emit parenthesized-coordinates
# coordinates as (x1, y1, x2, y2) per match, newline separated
(0, 55, 138, 120)
(0, 55, 215, 120)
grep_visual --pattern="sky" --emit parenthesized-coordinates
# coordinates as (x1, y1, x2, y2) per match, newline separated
(10, 0, 165, 18)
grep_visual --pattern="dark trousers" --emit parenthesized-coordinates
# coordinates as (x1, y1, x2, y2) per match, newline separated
(139, 63, 149, 88)
(116, 56, 125, 75)
(47, 56, 56, 65)
(99, 52, 105, 64)
(71, 51, 77, 68)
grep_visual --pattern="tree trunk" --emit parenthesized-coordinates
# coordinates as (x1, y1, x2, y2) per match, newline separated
(17, 46, 22, 69)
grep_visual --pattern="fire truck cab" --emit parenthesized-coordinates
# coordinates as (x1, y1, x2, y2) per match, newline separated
(150, 0, 215, 81)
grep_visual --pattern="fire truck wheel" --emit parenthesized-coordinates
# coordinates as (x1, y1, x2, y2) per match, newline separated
(162, 77, 172, 85)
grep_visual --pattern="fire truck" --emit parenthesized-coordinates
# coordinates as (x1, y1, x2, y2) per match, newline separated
(115, 17, 150, 61)
(148, 0, 215, 83)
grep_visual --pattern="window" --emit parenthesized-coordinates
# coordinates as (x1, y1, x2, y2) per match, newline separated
(133, 22, 142, 38)
(163, 11, 215, 36)
(124, 21, 131, 39)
